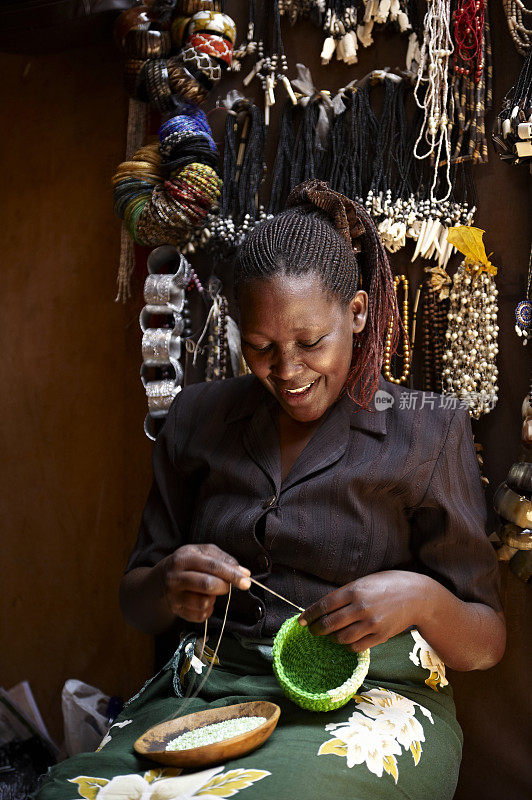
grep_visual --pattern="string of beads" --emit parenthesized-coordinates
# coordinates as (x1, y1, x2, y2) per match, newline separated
(383, 274, 411, 385)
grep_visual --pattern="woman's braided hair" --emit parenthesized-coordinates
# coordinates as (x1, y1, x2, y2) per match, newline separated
(234, 180, 401, 411)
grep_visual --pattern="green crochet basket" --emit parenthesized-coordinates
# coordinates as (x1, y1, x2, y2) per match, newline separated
(272, 615, 370, 712)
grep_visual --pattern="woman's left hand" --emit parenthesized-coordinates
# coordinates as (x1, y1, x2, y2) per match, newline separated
(298, 570, 430, 652)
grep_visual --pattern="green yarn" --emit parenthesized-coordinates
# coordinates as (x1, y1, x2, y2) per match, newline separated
(272, 615, 370, 712)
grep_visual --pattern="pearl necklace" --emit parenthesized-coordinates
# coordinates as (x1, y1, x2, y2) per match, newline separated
(442, 262, 499, 418)
(383, 274, 411, 385)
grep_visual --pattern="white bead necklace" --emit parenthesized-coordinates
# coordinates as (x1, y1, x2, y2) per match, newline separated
(414, 0, 454, 202)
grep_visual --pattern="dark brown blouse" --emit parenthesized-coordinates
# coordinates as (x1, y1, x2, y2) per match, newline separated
(126, 374, 502, 637)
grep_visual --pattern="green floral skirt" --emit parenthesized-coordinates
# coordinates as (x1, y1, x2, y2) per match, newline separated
(35, 628, 462, 800)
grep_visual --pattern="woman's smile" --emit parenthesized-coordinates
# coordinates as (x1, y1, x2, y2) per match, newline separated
(275, 376, 321, 403)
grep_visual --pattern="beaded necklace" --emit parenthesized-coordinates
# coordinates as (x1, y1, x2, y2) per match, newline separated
(242, 0, 295, 124)
(278, 0, 419, 66)
(216, 67, 476, 266)
(448, 0, 492, 165)
(383, 274, 411, 385)
(441, 227, 499, 419)
(205, 97, 270, 254)
(503, 0, 532, 55)
(492, 48, 532, 165)
(413, 0, 455, 201)
(421, 278, 449, 393)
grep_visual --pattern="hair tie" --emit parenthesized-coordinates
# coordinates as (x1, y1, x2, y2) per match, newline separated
(286, 179, 365, 254)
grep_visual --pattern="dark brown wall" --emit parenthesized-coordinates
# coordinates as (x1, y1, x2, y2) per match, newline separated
(1, 3, 530, 797)
(1, 42, 153, 742)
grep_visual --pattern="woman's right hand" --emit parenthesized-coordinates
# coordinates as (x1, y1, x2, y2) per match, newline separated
(160, 543, 251, 623)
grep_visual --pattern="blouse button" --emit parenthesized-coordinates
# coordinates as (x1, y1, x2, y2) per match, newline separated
(261, 495, 277, 509)
(256, 554, 270, 572)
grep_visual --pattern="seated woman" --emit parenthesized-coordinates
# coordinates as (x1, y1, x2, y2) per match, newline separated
(36, 181, 505, 800)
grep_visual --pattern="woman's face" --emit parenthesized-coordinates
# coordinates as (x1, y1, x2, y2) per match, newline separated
(239, 272, 368, 423)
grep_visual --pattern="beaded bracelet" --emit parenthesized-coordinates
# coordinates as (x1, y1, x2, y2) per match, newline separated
(163, 149, 218, 174)
(164, 180, 212, 211)
(162, 144, 218, 170)
(159, 130, 216, 158)
(114, 184, 151, 218)
(143, 59, 177, 113)
(159, 107, 211, 139)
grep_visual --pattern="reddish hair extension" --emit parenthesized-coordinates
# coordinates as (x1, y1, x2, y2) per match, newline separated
(342, 201, 401, 410)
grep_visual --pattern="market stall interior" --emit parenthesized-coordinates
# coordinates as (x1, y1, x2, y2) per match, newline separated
(0, 0, 530, 798)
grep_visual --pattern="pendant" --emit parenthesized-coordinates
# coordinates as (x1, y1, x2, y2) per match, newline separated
(515, 299, 532, 343)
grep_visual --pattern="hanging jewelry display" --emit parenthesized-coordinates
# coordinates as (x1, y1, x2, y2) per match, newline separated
(141, 246, 191, 440)
(441, 226, 499, 419)
(112, 0, 236, 299)
(205, 278, 228, 381)
(421, 277, 449, 393)
(242, 0, 296, 123)
(383, 274, 412, 385)
(492, 48, 532, 165)
(189, 276, 244, 382)
(205, 95, 269, 255)
(413, 0, 455, 201)
(449, 0, 492, 164)
(278, 0, 421, 67)
(264, 69, 476, 265)
(230, 0, 258, 68)
(503, 0, 532, 55)
(515, 245, 532, 344)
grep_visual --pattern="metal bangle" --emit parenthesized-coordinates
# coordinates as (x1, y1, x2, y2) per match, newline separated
(506, 461, 532, 495)
(493, 482, 532, 529)
(498, 521, 532, 550)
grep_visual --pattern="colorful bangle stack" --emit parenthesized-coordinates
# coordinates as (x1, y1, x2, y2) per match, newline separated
(112, 143, 163, 245)
(114, 3, 235, 111)
(113, 1, 233, 437)
(113, 137, 221, 248)
(113, 2, 231, 250)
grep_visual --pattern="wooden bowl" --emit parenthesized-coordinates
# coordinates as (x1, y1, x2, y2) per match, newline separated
(134, 701, 280, 768)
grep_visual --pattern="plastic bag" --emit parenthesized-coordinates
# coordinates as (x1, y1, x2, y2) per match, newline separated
(61, 679, 110, 756)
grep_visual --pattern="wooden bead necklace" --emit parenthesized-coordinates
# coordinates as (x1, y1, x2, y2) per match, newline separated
(383, 274, 411, 385)
(421, 278, 449, 392)
(503, 0, 532, 55)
